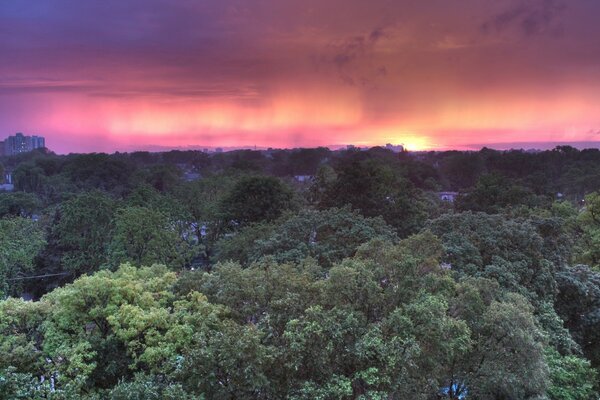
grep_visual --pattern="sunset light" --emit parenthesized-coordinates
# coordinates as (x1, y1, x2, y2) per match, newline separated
(2, 0, 600, 153)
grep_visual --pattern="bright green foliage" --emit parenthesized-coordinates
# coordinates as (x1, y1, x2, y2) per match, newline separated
(546, 348, 598, 400)
(37, 265, 231, 395)
(109, 206, 199, 269)
(180, 234, 549, 399)
(175, 320, 273, 399)
(0, 298, 49, 372)
(0, 217, 46, 297)
(0, 237, 559, 399)
(0, 367, 54, 400)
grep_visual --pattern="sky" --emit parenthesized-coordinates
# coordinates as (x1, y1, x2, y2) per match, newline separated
(1, 0, 600, 153)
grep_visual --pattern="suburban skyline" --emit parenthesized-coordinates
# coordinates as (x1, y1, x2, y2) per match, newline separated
(2, 0, 600, 154)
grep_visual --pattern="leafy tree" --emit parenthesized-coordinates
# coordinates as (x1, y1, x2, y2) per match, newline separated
(174, 175, 237, 257)
(51, 191, 117, 275)
(555, 265, 600, 368)
(456, 173, 542, 213)
(0, 217, 46, 297)
(109, 206, 198, 269)
(214, 208, 398, 267)
(12, 161, 45, 193)
(0, 192, 41, 218)
(457, 293, 549, 399)
(62, 153, 135, 194)
(316, 156, 428, 236)
(220, 175, 295, 225)
(438, 151, 484, 190)
(546, 348, 598, 400)
(575, 191, 600, 268)
(40, 265, 219, 392)
(212, 222, 275, 266)
(107, 374, 195, 400)
(427, 211, 557, 305)
(133, 164, 183, 193)
(176, 320, 273, 399)
(0, 298, 49, 373)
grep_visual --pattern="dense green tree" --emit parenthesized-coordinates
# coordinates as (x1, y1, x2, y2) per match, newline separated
(63, 153, 135, 194)
(174, 175, 237, 255)
(51, 191, 117, 275)
(438, 151, 484, 190)
(215, 208, 398, 267)
(546, 348, 598, 400)
(555, 265, 600, 369)
(134, 164, 183, 193)
(0, 217, 46, 297)
(0, 192, 41, 217)
(109, 206, 198, 269)
(427, 211, 557, 305)
(220, 175, 295, 225)
(40, 266, 205, 390)
(456, 173, 543, 213)
(575, 191, 600, 268)
(316, 156, 429, 236)
(13, 161, 45, 193)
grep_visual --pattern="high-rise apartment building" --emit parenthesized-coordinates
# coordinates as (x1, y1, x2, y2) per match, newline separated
(0, 133, 46, 156)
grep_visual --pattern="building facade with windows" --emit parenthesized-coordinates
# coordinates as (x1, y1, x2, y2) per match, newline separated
(0, 133, 46, 156)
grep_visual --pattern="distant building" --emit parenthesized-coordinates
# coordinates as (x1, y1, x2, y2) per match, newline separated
(385, 143, 405, 153)
(438, 191, 458, 202)
(1, 133, 45, 156)
(294, 175, 313, 183)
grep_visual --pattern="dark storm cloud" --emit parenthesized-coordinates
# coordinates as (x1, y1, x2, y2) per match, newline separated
(481, 0, 566, 36)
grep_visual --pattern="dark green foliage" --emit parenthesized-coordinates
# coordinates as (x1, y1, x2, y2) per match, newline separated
(2, 147, 600, 399)
(456, 173, 545, 213)
(221, 175, 295, 225)
(214, 207, 397, 267)
(63, 153, 135, 194)
(109, 206, 199, 269)
(427, 212, 557, 304)
(51, 191, 117, 275)
(0, 217, 46, 297)
(555, 265, 600, 369)
(315, 155, 429, 236)
(13, 161, 45, 193)
(0, 192, 41, 217)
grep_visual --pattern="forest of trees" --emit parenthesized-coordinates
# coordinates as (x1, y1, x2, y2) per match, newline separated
(2, 145, 600, 398)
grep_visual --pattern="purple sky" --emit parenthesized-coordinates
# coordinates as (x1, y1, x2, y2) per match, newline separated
(2, 0, 600, 153)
